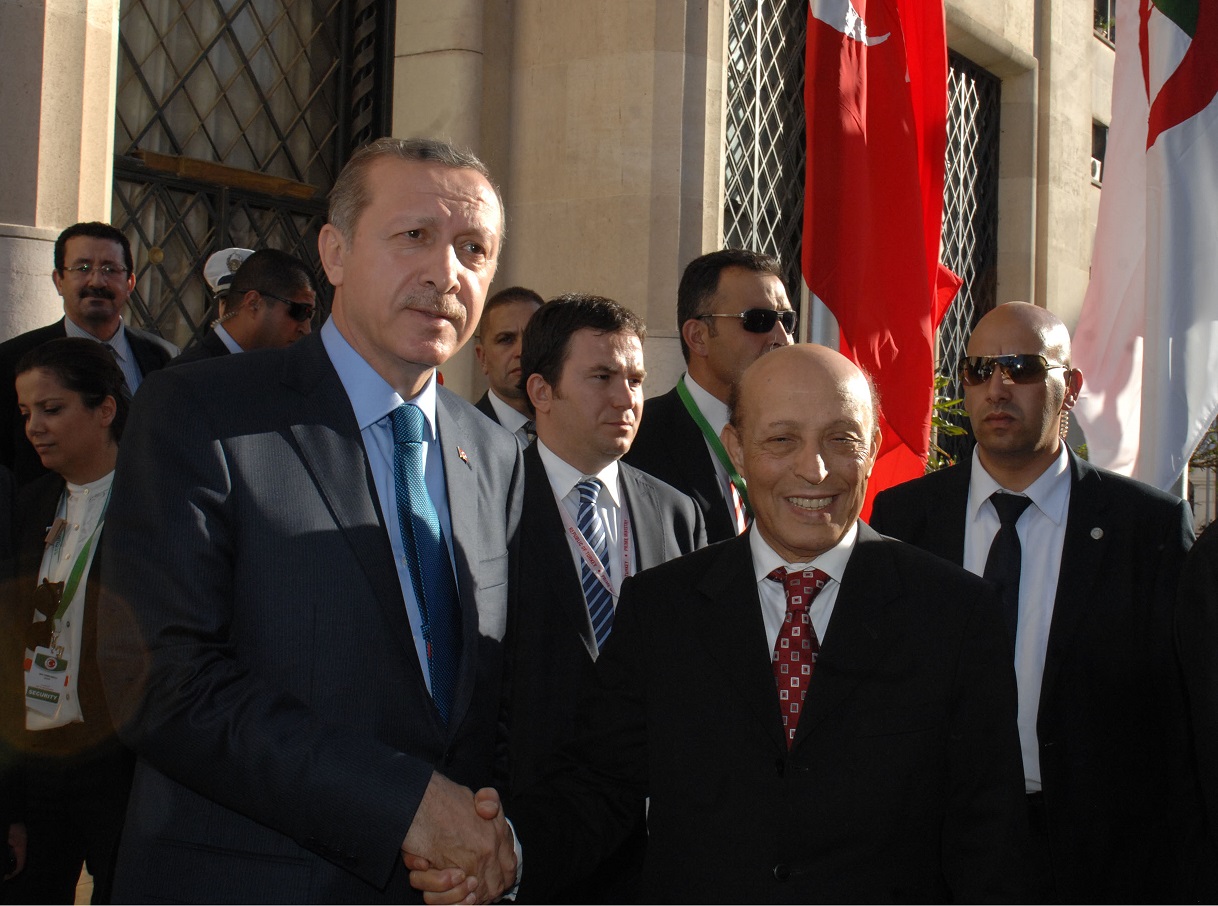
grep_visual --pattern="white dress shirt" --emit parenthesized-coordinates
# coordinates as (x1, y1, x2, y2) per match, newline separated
(682, 373, 737, 513)
(749, 521, 858, 655)
(486, 390, 532, 447)
(963, 444, 1072, 791)
(27, 471, 114, 730)
(537, 441, 634, 601)
(214, 323, 244, 354)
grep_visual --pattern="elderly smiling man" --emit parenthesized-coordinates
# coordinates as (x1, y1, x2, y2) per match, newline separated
(415, 343, 1028, 904)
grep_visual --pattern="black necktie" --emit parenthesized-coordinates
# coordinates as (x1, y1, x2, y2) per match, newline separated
(983, 492, 1033, 647)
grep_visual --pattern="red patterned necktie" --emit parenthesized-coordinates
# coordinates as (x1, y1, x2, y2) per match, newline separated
(767, 566, 829, 747)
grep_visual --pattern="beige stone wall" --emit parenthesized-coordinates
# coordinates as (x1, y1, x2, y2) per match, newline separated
(0, 0, 121, 340)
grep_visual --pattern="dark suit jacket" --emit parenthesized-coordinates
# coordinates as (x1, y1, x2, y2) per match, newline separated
(623, 384, 737, 543)
(474, 391, 499, 424)
(507, 444, 705, 794)
(0, 318, 178, 484)
(871, 453, 1202, 902)
(506, 446, 704, 902)
(96, 333, 524, 903)
(168, 327, 231, 367)
(509, 526, 1028, 903)
(1176, 522, 1218, 897)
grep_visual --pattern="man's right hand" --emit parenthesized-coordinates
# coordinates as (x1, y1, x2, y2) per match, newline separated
(401, 774, 514, 903)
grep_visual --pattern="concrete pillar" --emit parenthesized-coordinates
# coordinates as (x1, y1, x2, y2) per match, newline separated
(1034, 0, 1098, 329)
(0, 0, 121, 340)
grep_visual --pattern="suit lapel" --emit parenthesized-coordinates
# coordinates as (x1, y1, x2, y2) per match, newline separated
(796, 524, 899, 744)
(524, 445, 598, 658)
(619, 463, 668, 571)
(670, 392, 736, 540)
(1040, 453, 1110, 705)
(435, 389, 484, 732)
(281, 337, 419, 671)
(926, 462, 971, 564)
(691, 536, 788, 750)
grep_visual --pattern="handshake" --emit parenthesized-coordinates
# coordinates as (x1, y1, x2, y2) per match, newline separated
(400, 772, 518, 905)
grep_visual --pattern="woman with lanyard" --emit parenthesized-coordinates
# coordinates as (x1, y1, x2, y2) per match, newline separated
(2, 338, 132, 904)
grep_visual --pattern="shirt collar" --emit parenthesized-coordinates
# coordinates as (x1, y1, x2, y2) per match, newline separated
(683, 372, 730, 437)
(213, 323, 244, 354)
(487, 390, 530, 434)
(65, 470, 115, 497)
(536, 440, 622, 507)
(65, 316, 129, 360)
(748, 519, 859, 585)
(320, 318, 438, 438)
(968, 443, 1072, 526)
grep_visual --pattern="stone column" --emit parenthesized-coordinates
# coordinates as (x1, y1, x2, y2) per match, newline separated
(0, 0, 122, 340)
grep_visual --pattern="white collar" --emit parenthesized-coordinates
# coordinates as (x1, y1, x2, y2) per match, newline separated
(486, 390, 530, 434)
(682, 372, 730, 436)
(748, 519, 859, 585)
(537, 440, 622, 507)
(968, 443, 1072, 527)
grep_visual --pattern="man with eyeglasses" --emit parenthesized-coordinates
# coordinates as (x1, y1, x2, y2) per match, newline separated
(871, 301, 1203, 902)
(625, 248, 795, 542)
(0, 221, 178, 484)
(172, 247, 317, 366)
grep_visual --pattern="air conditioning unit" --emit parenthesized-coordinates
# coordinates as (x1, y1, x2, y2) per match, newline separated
(1091, 157, 1104, 184)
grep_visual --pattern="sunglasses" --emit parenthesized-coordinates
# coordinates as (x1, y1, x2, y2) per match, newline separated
(699, 308, 797, 335)
(960, 354, 1069, 386)
(257, 291, 316, 323)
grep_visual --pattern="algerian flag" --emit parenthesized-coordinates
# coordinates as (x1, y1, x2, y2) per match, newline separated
(1072, 0, 1218, 491)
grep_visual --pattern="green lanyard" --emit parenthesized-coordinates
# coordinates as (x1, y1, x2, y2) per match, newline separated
(48, 489, 111, 622)
(676, 375, 751, 517)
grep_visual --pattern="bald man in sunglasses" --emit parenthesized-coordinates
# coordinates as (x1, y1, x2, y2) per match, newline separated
(871, 301, 1204, 902)
(624, 248, 794, 542)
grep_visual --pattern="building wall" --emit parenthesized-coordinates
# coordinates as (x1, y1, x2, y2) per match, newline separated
(0, 0, 1118, 405)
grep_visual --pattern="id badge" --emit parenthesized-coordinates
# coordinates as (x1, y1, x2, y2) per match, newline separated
(24, 646, 70, 718)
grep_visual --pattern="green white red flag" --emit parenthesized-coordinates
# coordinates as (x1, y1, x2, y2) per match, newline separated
(1072, 0, 1218, 491)
(802, 0, 961, 519)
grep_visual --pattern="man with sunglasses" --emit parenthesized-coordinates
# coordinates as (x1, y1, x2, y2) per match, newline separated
(625, 248, 794, 542)
(172, 248, 317, 366)
(0, 222, 179, 485)
(871, 301, 1202, 902)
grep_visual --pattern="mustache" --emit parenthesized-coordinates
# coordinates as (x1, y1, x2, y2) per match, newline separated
(405, 291, 464, 321)
(80, 286, 117, 302)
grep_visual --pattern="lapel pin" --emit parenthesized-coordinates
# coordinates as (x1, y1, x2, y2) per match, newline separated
(1090, 527, 1104, 540)
(457, 446, 469, 465)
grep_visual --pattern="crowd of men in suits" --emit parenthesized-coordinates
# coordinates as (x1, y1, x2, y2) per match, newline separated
(0, 135, 1216, 904)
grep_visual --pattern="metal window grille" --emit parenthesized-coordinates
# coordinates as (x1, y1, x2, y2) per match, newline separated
(112, 0, 394, 347)
(723, 0, 807, 304)
(935, 51, 1002, 463)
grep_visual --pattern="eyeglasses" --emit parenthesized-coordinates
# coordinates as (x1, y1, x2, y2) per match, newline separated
(699, 308, 797, 335)
(960, 354, 1069, 386)
(62, 263, 129, 278)
(257, 291, 316, 323)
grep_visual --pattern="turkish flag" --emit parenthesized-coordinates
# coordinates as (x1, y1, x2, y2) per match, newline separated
(802, 0, 961, 520)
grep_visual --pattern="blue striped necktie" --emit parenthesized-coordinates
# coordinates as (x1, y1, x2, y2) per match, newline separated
(390, 404, 461, 723)
(576, 478, 614, 650)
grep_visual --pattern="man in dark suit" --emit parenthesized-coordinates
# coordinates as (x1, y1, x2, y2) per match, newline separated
(172, 247, 316, 366)
(507, 294, 704, 902)
(624, 248, 794, 542)
(413, 343, 1026, 902)
(871, 301, 1200, 902)
(471, 286, 542, 445)
(0, 222, 178, 484)
(97, 138, 521, 903)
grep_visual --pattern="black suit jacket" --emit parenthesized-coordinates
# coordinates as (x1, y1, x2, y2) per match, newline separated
(871, 453, 1202, 902)
(623, 384, 737, 543)
(1176, 523, 1218, 897)
(473, 391, 499, 424)
(96, 333, 524, 903)
(168, 327, 231, 367)
(509, 526, 1027, 903)
(0, 318, 178, 483)
(507, 444, 705, 794)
